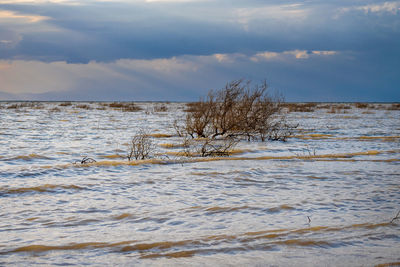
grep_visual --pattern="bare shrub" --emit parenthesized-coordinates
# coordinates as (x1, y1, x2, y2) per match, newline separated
(327, 104, 352, 114)
(184, 96, 215, 138)
(336, 104, 352, 110)
(7, 103, 20, 109)
(354, 102, 369, 109)
(198, 137, 239, 157)
(182, 136, 239, 157)
(282, 103, 317, 112)
(6, 102, 43, 110)
(387, 103, 400, 110)
(318, 104, 332, 109)
(59, 102, 72, 107)
(107, 102, 142, 112)
(108, 102, 125, 108)
(153, 104, 168, 112)
(127, 130, 153, 161)
(50, 107, 61, 112)
(267, 118, 297, 142)
(173, 119, 185, 137)
(183, 79, 296, 142)
(75, 104, 92, 110)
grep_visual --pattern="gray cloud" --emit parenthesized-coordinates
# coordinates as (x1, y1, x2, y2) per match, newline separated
(0, 0, 399, 101)
(0, 1, 398, 62)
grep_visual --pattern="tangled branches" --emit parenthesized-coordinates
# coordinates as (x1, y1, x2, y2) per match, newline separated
(127, 130, 153, 161)
(182, 79, 296, 142)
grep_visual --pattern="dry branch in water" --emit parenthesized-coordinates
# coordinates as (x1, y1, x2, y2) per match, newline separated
(127, 129, 153, 161)
(74, 156, 97, 164)
(390, 210, 400, 223)
(182, 136, 239, 157)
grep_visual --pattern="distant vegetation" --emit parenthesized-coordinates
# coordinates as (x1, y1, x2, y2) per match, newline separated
(102, 102, 142, 112)
(1, 93, 399, 160)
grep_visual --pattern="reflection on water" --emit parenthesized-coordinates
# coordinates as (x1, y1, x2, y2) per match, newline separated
(0, 102, 399, 266)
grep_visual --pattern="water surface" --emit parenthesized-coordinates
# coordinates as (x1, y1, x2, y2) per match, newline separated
(0, 102, 399, 266)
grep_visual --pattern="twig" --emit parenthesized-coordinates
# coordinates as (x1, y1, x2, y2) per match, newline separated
(390, 210, 400, 223)
(74, 156, 96, 164)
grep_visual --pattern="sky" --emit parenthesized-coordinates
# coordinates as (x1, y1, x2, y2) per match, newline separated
(0, 0, 399, 101)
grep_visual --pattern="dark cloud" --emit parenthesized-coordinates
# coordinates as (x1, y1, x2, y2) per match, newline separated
(0, 1, 398, 62)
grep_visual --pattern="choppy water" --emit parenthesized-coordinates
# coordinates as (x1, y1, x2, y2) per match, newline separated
(0, 102, 399, 266)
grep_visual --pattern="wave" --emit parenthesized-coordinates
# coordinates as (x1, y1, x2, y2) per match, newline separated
(10, 241, 133, 253)
(0, 184, 86, 195)
(4, 153, 51, 161)
(292, 134, 400, 142)
(1, 149, 398, 176)
(4, 221, 394, 258)
(186, 204, 295, 214)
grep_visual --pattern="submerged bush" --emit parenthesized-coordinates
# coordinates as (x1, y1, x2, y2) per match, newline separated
(387, 103, 400, 110)
(180, 79, 296, 142)
(127, 130, 153, 161)
(153, 104, 168, 112)
(59, 102, 72, 107)
(182, 137, 239, 157)
(107, 102, 142, 112)
(282, 103, 317, 112)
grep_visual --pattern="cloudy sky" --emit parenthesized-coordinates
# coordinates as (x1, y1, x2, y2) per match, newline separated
(0, 0, 399, 101)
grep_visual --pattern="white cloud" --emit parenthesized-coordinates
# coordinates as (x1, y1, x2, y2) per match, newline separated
(213, 53, 230, 63)
(0, 10, 49, 23)
(233, 4, 310, 31)
(251, 50, 338, 61)
(0, 0, 82, 4)
(360, 2, 400, 14)
(312, 51, 338, 56)
(337, 1, 400, 16)
(114, 57, 198, 74)
(144, 0, 201, 2)
(250, 52, 279, 61)
(211, 53, 246, 63)
(284, 50, 309, 59)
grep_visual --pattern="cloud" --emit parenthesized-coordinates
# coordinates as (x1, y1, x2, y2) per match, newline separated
(0, 0, 82, 4)
(338, 1, 400, 16)
(311, 50, 338, 56)
(233, 3, 310, 31)
(251, 50, 338, 61)
(0, 9, 49, 23)
(250, 52, 279, 61)
(285, 50, 310, 59)
(3, 48, 398, 102)
(0, 0, 398, 102)
(144, 0, 201, 2)
(0, 0, 398, 63)
(360, 2, 400, 14)
(212, 53, 246, 63)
